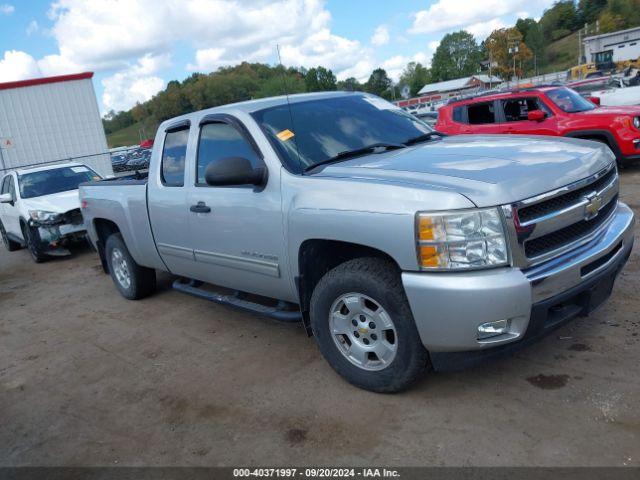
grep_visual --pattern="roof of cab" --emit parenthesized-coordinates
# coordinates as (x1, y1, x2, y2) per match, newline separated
(158, 90, 367, 129)
(446, 85, 563, 106)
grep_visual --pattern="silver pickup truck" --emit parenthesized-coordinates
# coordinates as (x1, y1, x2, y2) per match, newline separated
(79, 92, 635, 392)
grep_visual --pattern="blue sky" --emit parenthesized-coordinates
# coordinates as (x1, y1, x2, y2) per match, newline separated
(0, 0, 555, 115)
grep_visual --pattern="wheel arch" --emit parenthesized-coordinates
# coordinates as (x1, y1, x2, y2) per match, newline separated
(93, 218, 121, 273)
(563, 129, 621, 160)
(296, 239, 401, 334)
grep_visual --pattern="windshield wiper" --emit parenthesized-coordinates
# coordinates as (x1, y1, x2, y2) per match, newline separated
(304, 143, 405, 173)
(403, 131, 444, 146)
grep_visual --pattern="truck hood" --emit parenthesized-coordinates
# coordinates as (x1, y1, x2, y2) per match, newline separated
(314, 135, 614, 207)
(580, 105, 640, 115)
(21, 189, 81, 214)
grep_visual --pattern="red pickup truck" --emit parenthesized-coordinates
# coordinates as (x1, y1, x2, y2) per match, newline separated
(435, 86, 640, 166)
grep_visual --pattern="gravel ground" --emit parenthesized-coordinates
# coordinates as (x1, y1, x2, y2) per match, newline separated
(1, 167, 639, 467)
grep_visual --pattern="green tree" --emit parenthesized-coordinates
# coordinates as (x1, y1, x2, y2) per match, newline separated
(539, 1, 579, 40)
(430, 30, 482, 81)
(578, 0, 607, 24)
(364, 68, 393, 98)
(304, 66, 337, 91)
(336, 77, 363, 91)
(399, 62, 430, 96)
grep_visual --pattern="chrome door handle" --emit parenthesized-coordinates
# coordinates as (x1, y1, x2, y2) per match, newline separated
(190, 201, 211, 213)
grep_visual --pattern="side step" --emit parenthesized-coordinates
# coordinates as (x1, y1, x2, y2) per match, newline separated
(172, 279, 302, 323)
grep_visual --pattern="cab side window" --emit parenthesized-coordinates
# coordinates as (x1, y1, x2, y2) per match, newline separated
(467, 102, 496, 124)
(161, 127, 189, 187)
(502, 97, 548, 122)
(1, 175, 15, 201)
(7, 176, 16, 201)
(196, 122, 260, 185)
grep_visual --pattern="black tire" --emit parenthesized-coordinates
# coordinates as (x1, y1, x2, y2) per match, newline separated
(0, 221, 21, 252)
(105, 233, 156, 300)
(21, 223, 47, 263)
(310, 257, 429, 393)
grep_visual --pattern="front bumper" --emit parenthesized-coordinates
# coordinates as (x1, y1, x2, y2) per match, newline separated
(402, 202, 635, 357)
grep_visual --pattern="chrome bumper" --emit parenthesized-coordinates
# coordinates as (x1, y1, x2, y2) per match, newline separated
(402, 202, 635, 352)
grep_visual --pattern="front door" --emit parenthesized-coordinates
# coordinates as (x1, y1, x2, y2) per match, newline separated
(499, 96, 558, 136)
(186, 117, 290, 300)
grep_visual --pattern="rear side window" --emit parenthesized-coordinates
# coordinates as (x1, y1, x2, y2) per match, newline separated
(196, 122, 260, 185)
(467, 102, 496, 124)
(452, 107, 464, 122)
(161, 128, 189, 187)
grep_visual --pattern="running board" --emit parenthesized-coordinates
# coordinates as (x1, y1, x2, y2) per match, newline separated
(172, 279, 302, 323)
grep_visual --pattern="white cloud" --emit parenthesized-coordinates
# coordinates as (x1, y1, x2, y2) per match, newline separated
(466, 18, 507, 39)
(26, 20, 39, 35)
(409, 0, 554, 35)
(101, 54, 170, 112)
(371, 25, 390, 46)
(0, 50, 41, 82)
(0, 3, 14, 15)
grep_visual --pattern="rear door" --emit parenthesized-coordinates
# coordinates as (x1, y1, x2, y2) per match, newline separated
(498, 96, 558, 135)
(185, 114, 290, 300)
(147, 121, 197, 276)
(461, 101, 505, 134)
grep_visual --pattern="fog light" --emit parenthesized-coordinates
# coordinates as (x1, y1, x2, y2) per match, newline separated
(477, 319, 510, 340)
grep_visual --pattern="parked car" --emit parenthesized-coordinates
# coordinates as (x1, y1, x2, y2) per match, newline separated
(0, 162, 101, 262)
(436, 86, 640, 166)
(589, 77, 640, 107)
(125, 148, 151, 170)
(79, 92, 634, 392)
(415, 111, 439, 127)
(111, 154, 128, 172)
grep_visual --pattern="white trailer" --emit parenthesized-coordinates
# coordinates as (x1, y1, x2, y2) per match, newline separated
(0, 72, 112, 177)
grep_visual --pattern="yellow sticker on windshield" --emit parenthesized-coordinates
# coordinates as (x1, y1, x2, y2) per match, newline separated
(276, 129, 295, 141)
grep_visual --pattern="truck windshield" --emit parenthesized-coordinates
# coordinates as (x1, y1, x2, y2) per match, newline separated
(252, 94, 434, 172)
(18, 165, 99, 199)
(547, 87, 596, 113)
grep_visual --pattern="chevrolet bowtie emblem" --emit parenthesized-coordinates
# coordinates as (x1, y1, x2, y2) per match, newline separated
(583, 191, 603, 221)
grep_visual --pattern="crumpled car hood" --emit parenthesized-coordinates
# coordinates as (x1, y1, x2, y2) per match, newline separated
(21, 189, 81, 214)
(314, 134, 614, 207)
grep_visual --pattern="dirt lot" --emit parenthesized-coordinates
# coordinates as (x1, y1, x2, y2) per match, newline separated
(1, 169, 639, 467)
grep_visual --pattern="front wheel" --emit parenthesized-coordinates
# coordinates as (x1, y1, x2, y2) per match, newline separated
(310, 257, 429, 393)
(105, 233, 156, 300)
(22, 224, 47, 263)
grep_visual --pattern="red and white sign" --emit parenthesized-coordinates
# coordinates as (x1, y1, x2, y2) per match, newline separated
(0, 138, 14, 149)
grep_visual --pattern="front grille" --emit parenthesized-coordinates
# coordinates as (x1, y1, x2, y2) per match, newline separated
(518, 167, 616, 223)
(524, 196, 617, 258)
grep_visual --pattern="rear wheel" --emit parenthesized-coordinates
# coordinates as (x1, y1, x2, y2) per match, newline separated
(0, 221, 20, 252)
(105, 233, 156, 299)
(310, 257, 429, 393)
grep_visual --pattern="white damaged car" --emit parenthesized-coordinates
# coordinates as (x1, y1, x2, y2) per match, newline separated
(0, 162, 101, 262)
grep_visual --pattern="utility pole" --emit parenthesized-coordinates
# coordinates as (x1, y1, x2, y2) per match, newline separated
(508, 35, 520, 87)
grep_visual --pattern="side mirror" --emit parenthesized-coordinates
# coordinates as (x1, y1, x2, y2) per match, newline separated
(589, 96, 601, 106)
(0, 193, 12, 204)
(527, 110, 547, 122)
(205, 157, 266, 187)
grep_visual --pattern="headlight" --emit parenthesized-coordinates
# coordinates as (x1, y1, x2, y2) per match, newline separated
(416, 208, 509, 270)
(633, 117, 640, 130)
(29, 210, 63, 225)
